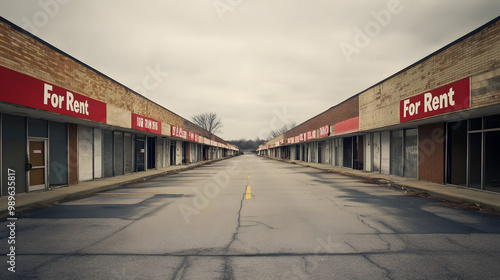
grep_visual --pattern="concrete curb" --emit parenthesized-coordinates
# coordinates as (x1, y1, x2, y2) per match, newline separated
(0, 157, 235, 217)
(261, 156, 500, 213)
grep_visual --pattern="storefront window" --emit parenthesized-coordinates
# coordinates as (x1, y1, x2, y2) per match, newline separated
(404, 129, 418, 179)
(49, 121, 68, 185)
(78, 126, 94, 181)
(469, 117, 482, 131)
(373, 132, 381, 172)
(468, 132, 482, 189)
(28, 118, 48, 138)
(124, 133, 133, 174)
(390, 130, 403, 176)
(343, 137, 352, 168)
(446, 121, 467, 186)
(2, 114, 27, 194)
(485, 131, 500, 192)
(484, 114, 500, 130)
(114, 132, 124, 176)
(335, 139, 342, 166)
(102, 130, 113, 177)
(447, 114, 500, 192)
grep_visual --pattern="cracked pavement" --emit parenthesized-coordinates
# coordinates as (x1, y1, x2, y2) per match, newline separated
(1, 155, 500, 279)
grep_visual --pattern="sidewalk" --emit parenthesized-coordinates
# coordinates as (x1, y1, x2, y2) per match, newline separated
(0, 158, 227, 217)
(265, 157, 500, 212)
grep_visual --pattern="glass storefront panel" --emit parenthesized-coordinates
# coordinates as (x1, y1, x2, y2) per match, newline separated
(157, 137, 164, 168)
(447, 116, 500, 192)
(381, 131, 390, 175)
(170, 140, 176, 166)
(373, 132, 381, 172)
(102, 130, 113, 177)
(78, 126, 94, 181)
(28, 118, 48, 138)
(49, 121, 68, 185)
(470, 117, 482, 131)
(484, 130, 500, 192)
(124, 133, 132, 174)
(335, 139, 343, 166)
(390, 130, 403, 176)
(468, 132, 482, 189)
(404, 129, 418, 179)
(136, 137, 146, 172)
(94, 128, 102, 179)
(2, 114, 27, 195)
(318, 142, 322, 164)
(364, 134, 372, 172)
(343, 137, 352, 168)
(114, 132, 124, 176)
(147, 137, 156, 169)
(447, 121, 467, 186)
(484, 114, 500, 129)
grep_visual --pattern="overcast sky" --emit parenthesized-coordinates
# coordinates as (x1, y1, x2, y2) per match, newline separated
(1, 1, 499, 140)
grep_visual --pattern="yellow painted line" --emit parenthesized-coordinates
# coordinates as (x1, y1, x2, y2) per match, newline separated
(245, 186, 251, 199)
(246, 186, 251, 193)
(96, 193, 161, 195)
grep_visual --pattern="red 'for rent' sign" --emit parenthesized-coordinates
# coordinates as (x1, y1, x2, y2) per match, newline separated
(400, 78, 470, 122)
(0, 65, 107, 123)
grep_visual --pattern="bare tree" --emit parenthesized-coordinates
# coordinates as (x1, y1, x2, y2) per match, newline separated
(268, 122, 296, 140)
(192, 112, 223, 135)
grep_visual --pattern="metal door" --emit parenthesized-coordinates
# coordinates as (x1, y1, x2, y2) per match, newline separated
(28, 140, 47, 191)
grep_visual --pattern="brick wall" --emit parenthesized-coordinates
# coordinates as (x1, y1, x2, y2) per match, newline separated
(283, 96, 359, 139)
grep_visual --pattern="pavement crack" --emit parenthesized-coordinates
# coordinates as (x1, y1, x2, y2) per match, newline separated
(302, 256, 310, 274)
(362, 254, 394, 280)
(225, 185, 247, 251)
(344, 241, 358, 251)
(222, 258, 234, 280)
(171, 257, 189, 280)
(356, 214, 381, 234)
(222, 184, 247, 280)
(241, 220, 277, 230)
(443, 234, 465, 249)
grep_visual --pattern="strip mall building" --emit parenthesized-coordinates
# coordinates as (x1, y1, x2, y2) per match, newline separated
(0, 17, 238, 196)
(260, 17, 500, 193)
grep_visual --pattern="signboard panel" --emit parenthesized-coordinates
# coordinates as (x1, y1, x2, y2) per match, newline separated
(188, 131, 199, 142)
(299, 133, 306, 142)
(132, 113, 161, 134)
(319, 125, 330, 138)
(171, 125, 188, 139)
(400, 78, 470, 122)
(0, 66, 106, 123)
(335, 117, 359, 135)
(306, 130, 316, 141)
